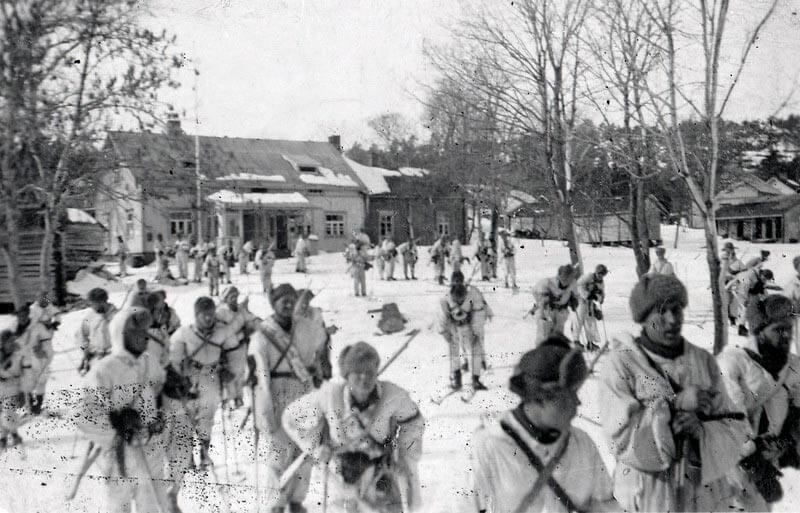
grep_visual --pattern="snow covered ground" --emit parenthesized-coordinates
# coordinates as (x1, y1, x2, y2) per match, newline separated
(2, 225, 800, 513)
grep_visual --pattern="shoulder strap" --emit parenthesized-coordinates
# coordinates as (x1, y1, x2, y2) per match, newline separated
(188, 327, 224, 361)
(500, 421, 583, 513)
(260, 323, 295, 373)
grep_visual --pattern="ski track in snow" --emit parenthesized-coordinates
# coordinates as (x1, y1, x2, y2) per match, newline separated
(3, 224, 800, 512)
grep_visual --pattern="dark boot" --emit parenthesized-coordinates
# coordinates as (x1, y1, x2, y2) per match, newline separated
(199, 439, 213, 469)
(738, 325, 749, 337)
(472, 376, 488, 391)
(288, 503, 307, 513)
(167, 491, 183, 513)
(438, 276, 444, 285)
(31, 394, 44, 415)
(729, 316, 737, 326)
(450, 370, 462, 391)
(10, 432, 22, 446)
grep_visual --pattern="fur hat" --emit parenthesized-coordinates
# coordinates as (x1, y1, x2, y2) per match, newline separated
(339, 341, 380, 377)
(194, 296, 215, 313)
(746, 294, 793, 335)
(509, 334, 587, 401)
(108, 306, 151, 354)
(270, 283, 297, 305)
(722, 242, 737, 252)
(629, 274, 688, 323)
(221, 285, 239, 300)
(87, 287, 108, 302)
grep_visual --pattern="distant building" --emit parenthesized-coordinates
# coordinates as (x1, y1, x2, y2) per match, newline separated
(516, 194, 664, 246)
(716, 195, 800, 242)
(96, 121, 368, 260)
(347, 157, 467, 244)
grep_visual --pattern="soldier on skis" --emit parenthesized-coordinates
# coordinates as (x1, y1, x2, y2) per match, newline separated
(15, 303, 54, 415)
(470, 333, 618, 513)
(216, 285, 261, 409)
(204, 243, 221, 296)
(499, 229, 517, 289)
(732, 267, 776, 336)
(721, 242, 747, 327)
(283, 341, 425, 513)
(77, 288, 118, 375)
(397, 239, 418, 280)
(169, 296, 245, 469)
(648, 247, 674, 276)
(530, 265, 578, 346)
(73, 306, 169, 513)
(430, 234, 449, 285)
(191, 238, 208, 283)
(345, 240, 372, 297)
(717, 294, 800, 509)
(0, 330, 24, 449)
(439, 283, 487, 392)
(600, 274, 754, 511)
(247, 283, 333, 512)
(257, 240, 277, 293)
(175, 232, 191, 280)
(383, 236, 398, 281)
(574, 264, 607, 352)
(783, 255, 800, 354)
(451, 271, 493, 376)
(477, 234, 494, 282)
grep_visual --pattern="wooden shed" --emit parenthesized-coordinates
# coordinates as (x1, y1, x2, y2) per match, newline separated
(0, 206, 106, 307)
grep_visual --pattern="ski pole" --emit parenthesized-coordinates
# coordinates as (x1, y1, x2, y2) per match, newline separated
(377, 328, 421, 376)
(66, 442, 102, 501)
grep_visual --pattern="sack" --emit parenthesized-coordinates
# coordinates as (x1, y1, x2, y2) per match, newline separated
(339, 451, 375, 484)
(163, 365, 196, 400)
(741, 452, 783, 503)
(360, 461, 404, 513)
(378, 303, 407, 334)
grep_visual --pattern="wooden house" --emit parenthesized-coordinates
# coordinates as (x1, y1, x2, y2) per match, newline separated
(514, 194, 663, 246)
(716, 194, 800, 242)
(0, 203, 106, 307)
(347, 157, 467, 245)
(97, 122, 368, 259)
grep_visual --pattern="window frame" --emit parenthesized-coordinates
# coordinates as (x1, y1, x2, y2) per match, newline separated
(436, 211, 450, 236)
(378, 210, 395, 238)
(324, 212, 346, 238)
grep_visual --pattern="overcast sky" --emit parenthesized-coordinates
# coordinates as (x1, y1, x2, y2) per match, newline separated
(150, 0, 800, 148)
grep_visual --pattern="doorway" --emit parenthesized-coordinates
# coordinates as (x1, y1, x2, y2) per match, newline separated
(275, 214, 289, 257)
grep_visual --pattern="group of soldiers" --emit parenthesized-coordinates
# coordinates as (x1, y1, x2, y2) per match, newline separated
(149, 233, 278, 296)
(428, 229, 518, 289)
(343, 228, 421, 297)
(7, 233, 800, 513)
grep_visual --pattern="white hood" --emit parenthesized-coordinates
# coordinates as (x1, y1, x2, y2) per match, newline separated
(107, 306, 150, 355)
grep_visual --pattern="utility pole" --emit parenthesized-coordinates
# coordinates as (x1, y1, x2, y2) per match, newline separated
(193, 54, 203, 243)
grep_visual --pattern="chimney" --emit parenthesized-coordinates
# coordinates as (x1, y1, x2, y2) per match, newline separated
(166, 112, 183, 137)
(328, 134, 342, 152)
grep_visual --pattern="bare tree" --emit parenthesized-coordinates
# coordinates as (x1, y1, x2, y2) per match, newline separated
(0, 0, 180, 307)
(424, 0, 593, 268)
(638, 0, 779, 353)
(583, 0, 668, 276)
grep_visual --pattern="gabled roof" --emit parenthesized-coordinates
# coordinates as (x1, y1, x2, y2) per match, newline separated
(716, 194, 800, 219)
(344, 157, 434, 195)
(106, 131, 367, 193)
(720, 173, 783, 196)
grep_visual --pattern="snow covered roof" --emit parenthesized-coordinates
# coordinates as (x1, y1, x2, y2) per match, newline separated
(206, 190, 310, 208)
(297, 166, 359, 187)
(106, 131, 367, 193)
(216, 173, 286, 182)
(66, 208, 100, 224)
(344, 157, 396, 194)
(397, 167, 429, 177)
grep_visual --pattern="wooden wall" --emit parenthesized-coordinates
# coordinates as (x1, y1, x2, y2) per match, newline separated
(0, 223, 106, 306)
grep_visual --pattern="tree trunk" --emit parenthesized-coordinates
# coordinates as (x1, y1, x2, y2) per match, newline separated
(490, 207, 499, 278)
(39, 206, 54, 294)
(1, 199, 24, 309)
(630, 179, 651, 277)
(53, 230, 66, 306)
(702, 211, 727, 354)
(561, 199, 583, 270)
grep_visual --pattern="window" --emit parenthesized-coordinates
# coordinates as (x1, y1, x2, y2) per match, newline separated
(379, 211, 395, 237)
(250, 188, 269, 193)
(170, 211, 193, 236)
(299, 166, 318, 174)
(436, 212, 450, 236)
(125, 209, 135, 239)
(325, 213, 346, 238)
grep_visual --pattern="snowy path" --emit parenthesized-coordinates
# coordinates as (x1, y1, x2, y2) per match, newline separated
(2, 225, 800, 512)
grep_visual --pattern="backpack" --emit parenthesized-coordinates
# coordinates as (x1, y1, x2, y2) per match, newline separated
(375, 303, 407, 334)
